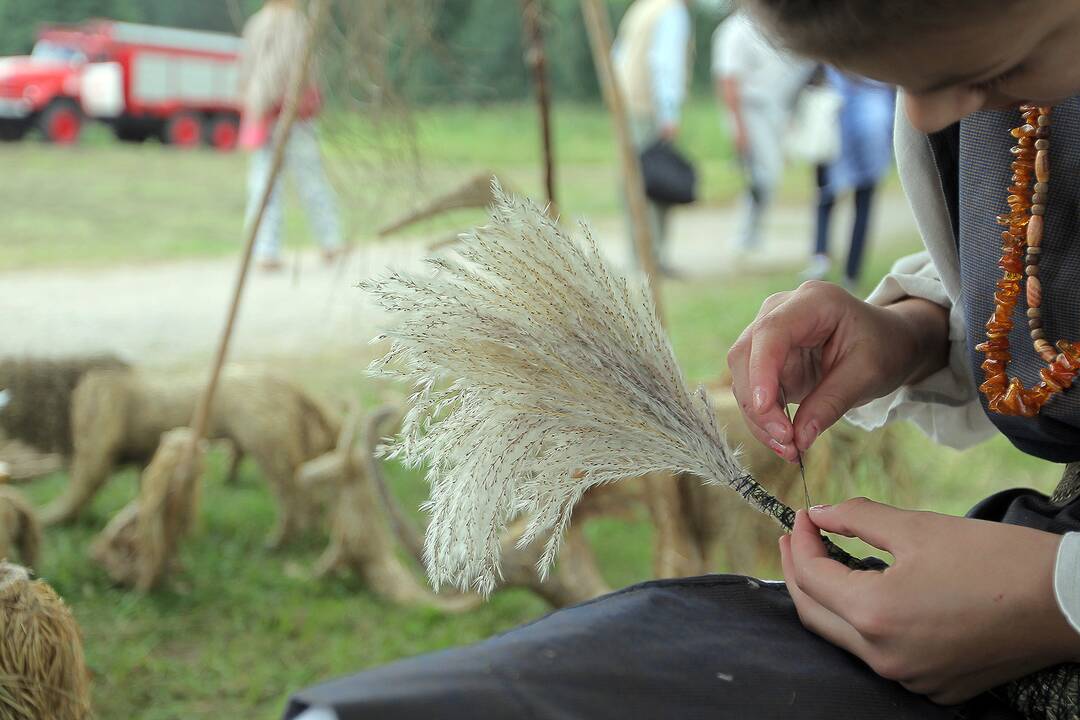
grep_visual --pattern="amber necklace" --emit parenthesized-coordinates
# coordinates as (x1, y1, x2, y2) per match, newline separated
(977, 105, 1080, 416)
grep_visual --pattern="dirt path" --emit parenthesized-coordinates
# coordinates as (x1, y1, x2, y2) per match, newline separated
(0, 193, 917, 367)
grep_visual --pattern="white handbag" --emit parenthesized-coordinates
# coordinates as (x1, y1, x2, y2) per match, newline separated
(785, 85, 843, 164)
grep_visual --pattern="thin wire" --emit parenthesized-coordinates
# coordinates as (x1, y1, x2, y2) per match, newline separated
(778, 385, 811, 510)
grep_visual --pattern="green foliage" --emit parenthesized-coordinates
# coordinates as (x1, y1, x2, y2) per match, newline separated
(0, 0, 263, 55)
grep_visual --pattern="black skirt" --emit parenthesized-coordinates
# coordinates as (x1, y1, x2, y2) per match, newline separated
(282, 486, 1080, 720)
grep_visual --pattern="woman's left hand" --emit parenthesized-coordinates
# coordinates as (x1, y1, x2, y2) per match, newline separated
(779, 498, 1080, 705)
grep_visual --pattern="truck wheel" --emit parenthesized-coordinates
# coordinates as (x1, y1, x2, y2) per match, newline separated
(38, 100, 82, 145)
(0, 120, 29, 142)
(206, 115, 239, 152)
(164, 112, 203, 149)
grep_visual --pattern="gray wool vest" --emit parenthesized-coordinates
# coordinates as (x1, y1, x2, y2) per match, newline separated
(931, 98, 1080, 462)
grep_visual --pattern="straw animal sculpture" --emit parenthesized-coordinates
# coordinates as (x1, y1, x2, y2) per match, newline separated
(300, 404, 610, 609)
(0, 562, 91, 720)
(41, 366, 337, 548)
(91, 427, 204, 591)
(0, 489, 41, 570)
(365, 183, 1076, 720)
(0, 355, 128, 456)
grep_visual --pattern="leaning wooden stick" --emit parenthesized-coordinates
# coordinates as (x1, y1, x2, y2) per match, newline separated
(186, 0, 330, 463)
(364, 181, 874, 597)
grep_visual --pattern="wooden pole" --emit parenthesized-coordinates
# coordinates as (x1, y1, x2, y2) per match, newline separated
(580, 0, 662, 318)
(185, 0, 331, 463)
(520, 0, 558, 217)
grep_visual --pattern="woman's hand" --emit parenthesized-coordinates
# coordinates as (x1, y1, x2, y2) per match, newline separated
(726, 281, 949, 462)
(779, 499, 1080, 705)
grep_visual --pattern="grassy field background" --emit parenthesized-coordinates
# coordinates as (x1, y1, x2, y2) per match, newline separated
(1, 99, 1064, 718)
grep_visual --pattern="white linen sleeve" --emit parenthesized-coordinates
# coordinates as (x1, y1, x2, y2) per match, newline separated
(1054, 532, 1080, 637)
(843, 251, 998, 449)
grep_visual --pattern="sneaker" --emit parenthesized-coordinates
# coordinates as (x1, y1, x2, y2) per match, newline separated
(800, 254, 831, 281)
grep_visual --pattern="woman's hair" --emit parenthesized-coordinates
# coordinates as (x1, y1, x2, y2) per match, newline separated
(738, 0, 1005, 62)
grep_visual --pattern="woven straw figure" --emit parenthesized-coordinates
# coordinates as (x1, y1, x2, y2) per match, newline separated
(37, 366, 337, 548)
(0, 489, 41, 570)
(90, 427, 204, 591)
(0, 562, 91, 720)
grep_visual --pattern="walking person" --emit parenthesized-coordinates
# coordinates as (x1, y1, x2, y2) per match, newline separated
(239, 0, 343, 272)
(801, 69, 896, 288)
(712, 10, 814, 253)
(612, 0, 693, 275)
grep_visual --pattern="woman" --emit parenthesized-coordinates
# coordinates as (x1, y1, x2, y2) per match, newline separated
(239, 0, 342, 271)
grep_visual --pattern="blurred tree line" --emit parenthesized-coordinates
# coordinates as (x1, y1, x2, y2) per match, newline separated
(0, 0, 725, 104)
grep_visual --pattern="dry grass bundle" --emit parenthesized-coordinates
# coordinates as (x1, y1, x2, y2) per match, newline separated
(0, 355, 128, 456)
(0, 562, 91, 720)
(377, 173, 507, 238)
(0, 489, 41, 570)
(362, 181, 865, 596)
(91, 427, 204, 591)
(43, 366, 338, 548)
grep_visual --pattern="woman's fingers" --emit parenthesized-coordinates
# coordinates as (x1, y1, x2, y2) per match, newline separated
(728, 292, 798, 461)
(780, 534, 869, 658)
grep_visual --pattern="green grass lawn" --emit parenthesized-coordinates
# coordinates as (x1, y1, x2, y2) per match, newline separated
(0, 96, 824, 271)
(0, 100, 1066, 718)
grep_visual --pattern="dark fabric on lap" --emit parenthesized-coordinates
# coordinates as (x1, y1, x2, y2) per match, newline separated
(967, 484, 1080, 531)
(283, 574, 1019, 720)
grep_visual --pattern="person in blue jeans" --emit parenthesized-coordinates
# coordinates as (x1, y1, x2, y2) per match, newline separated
(802, 70, 896, 289)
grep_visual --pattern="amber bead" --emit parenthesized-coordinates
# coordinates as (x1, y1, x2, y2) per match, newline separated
(999, 257, 1023, 275)
(1057, 341, 1080, 365)
(997, 378, 1026, 414)
(1040, 368, 1064, 392)
(977, 338, 1011, 353)
(1047, 362, 1076, 387)
(1026, 385, 1052, 410)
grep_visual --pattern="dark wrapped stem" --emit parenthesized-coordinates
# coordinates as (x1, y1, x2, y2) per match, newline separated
(729, 473, 886, 571)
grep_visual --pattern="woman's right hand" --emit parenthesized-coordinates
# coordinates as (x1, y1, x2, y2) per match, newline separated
(726, 281, 949, 462)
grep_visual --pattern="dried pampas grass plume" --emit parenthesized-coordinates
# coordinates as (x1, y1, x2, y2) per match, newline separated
(365, 180, 823, 595)
(0, 562, 91, 720)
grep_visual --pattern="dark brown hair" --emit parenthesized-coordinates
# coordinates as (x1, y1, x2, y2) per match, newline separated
(738, 0, 1005, 63)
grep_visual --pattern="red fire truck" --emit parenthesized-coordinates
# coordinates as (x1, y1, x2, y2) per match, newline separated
(0, 20, 243, 150)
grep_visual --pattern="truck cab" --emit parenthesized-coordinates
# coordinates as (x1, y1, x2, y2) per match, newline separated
(0, 28, 97, 143)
